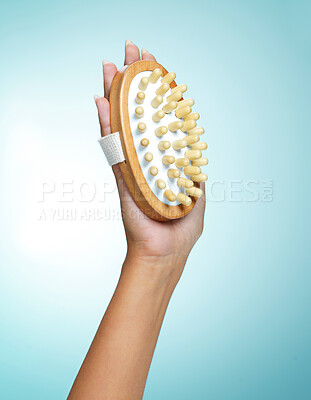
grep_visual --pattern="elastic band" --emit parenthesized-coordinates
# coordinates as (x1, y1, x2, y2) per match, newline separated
(98, 132, 125, 166)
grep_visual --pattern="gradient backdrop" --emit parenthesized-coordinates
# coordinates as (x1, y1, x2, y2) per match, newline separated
(1, 0, 310, 399)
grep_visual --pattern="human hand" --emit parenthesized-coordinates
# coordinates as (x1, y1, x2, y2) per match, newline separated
(95, 40, 206, 283)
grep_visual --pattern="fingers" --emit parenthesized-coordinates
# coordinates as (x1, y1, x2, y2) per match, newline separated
(103, 61, 117, 100)
(95, 96, 111, 136)
(124, 39, 140, 65)
(94, 96, 134, 206)
(141, 48, 156, 61)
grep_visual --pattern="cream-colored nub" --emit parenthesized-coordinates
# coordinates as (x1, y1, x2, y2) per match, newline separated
(167, 169, 181, 178)
(137, 122, 146, 132)
(192, 157, 208, 166)
(149, 166, 159, 176)
(191, 142, 207, 150)
(156, 83, 170, 96)
(135, 92, 145, 104)
(149, 68, 162, 83)
(162, 155, 175, 165)
(171, 84, 187, 94)
(172, 139, 187, 150)
(144, 152, 153, 162)
(135, 107, 144, 118)
(158, 141, 171, 151)
(184, 112, 200, 121)
(184, 150, 202, 160)
(164, 189, 177, 202)
(191, 173, 207, 182)
(167, 90, 183, 103)
(177, 192, 192, 206)
(139, 77, 149, 90)
(152, 110, 165, 122)
(151, 95, 163, 108)
(175, 106, 192, 119)
(181, 119, 196, 132)
(175, 158, 190, 168)
(184, 166, 201, 176)
(177, 177, 194, 188)
(184, 135, 199, 145)
(178, 98, 194, 108)
(156, 179, 166, 190)
(162, 101, 177, 113)
(140, 138, 149, 147)
(155, 126, 168, 137)
(168, 121, 183, 132)
(186, 187, 203, 197)
(188, 127, 205, 136)
(161, 72, 176, 85)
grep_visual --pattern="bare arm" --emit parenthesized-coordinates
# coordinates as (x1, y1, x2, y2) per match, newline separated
(68, 256, 181, 400)
(67, 40, 205, 400)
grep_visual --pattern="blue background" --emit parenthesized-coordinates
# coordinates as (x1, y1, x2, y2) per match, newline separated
(1, 0, 310, 398)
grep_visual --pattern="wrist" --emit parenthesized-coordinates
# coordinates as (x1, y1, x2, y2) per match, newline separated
(122, 249, 188, 293)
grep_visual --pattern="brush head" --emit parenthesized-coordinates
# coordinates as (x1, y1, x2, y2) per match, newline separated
(109, 60, 208, 221)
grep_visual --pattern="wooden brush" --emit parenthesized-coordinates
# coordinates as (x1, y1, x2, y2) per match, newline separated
(108, 61, 207, 221)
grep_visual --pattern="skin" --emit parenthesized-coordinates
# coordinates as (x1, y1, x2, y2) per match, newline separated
(67, 40, 206, 400)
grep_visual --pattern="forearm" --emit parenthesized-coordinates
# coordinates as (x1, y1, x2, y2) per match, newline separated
(68, 254, 183, 400)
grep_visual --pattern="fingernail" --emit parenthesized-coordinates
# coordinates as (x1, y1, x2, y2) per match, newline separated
(125, 39, 133, 47)
(141, 48, 148, 55)
(102, 60, 109, 67)
(94, 95, 100, 102)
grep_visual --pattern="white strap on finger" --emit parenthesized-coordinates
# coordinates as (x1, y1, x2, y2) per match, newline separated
(98, 132, 125, 166)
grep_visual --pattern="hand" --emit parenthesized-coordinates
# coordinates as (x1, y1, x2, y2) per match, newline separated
(68, 43, 206, 399)
(95, 40, 206, 281)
